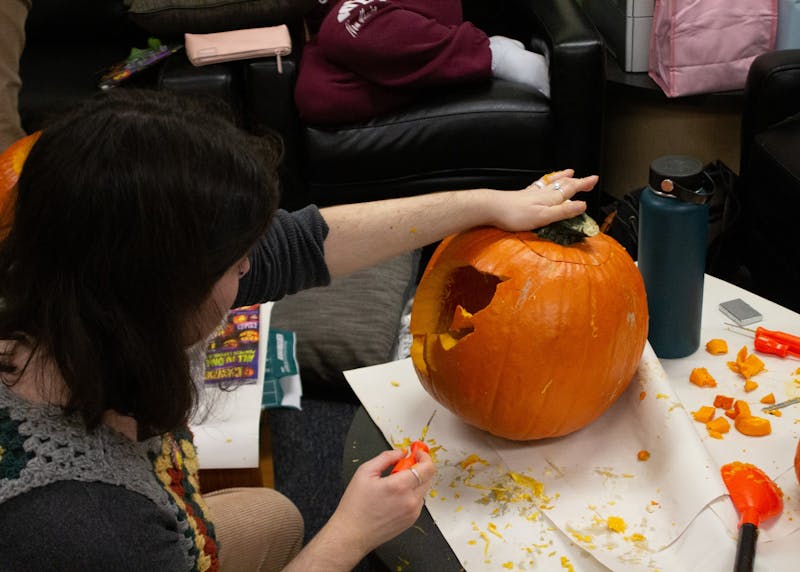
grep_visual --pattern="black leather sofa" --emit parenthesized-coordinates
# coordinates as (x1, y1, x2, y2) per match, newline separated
(713, 49, 800, 313)
(19, 0, 606, 213)
(157, 0, 608, 213)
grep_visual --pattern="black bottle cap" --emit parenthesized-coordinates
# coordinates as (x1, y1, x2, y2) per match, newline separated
(648, 155, 714, 204)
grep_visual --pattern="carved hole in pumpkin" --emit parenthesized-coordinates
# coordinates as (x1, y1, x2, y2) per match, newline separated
(438, 266, 504, 340)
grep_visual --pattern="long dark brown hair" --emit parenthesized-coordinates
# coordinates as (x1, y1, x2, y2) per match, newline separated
(0, 89, 281, 436)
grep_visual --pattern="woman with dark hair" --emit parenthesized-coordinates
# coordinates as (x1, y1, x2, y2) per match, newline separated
(0, 88, 595, 571)
(0, 89, 306, 571)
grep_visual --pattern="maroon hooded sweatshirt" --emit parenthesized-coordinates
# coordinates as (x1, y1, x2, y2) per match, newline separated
(295, 0, 492, 125)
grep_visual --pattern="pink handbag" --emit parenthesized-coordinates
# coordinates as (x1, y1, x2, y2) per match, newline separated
(649, 0, 778, 97)
(185, 26, 292, 72)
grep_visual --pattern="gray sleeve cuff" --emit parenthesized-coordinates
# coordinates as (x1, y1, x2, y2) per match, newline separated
(234, 205, 331, 306)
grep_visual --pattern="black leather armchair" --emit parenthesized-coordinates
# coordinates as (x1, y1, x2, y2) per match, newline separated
(160, 0, 607, 214)
(19, 0, 606, 214)
(729, 49, 800, 313)
(708, 49, 800, 312)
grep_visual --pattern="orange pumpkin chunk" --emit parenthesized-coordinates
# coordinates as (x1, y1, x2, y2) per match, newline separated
(727, 346, 765, 379)
(736, 345, 748, 363)
(739, 354, 765, 378)
(692, 405, 716, 423)
(705, 338, 729, 355)
(744, 379, 759, 393)
(724, 408, 738, 419)
(734, 415, 772, 436)
(760, 393, 776, 405)
(766, 409, 783, 417)
(733, 400, 751, 418)
(727, 346, 748, 373)
(689, 367, 717, 387)
(713, 394, 735, 410)
(706, 416, 731, 434)
(449, 304, 474, 332)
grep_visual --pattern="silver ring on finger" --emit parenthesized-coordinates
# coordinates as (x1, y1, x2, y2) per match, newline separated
(534, 180, 546, 189)
(553, 181, 565, 201)
(409, 466, 423, 487)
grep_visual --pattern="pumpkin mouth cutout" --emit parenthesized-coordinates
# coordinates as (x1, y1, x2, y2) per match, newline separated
(437, 265, 505, 342)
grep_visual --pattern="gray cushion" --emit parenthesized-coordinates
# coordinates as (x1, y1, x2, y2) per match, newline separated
(270, 251, 420, 394)
(125, 0, 317, 37)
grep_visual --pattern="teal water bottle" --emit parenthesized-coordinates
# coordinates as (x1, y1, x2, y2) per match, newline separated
(638, 156, 714, 358)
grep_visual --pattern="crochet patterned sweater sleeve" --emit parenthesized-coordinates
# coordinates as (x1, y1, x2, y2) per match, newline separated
(0, 480, 190, 571)
(0, 385, 216, 571)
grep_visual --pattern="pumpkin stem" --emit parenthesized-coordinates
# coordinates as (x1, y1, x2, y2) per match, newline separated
(535, 213, 600, 246)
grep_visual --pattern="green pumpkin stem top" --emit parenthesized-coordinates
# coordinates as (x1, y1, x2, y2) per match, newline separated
(535, 213, 600, 246)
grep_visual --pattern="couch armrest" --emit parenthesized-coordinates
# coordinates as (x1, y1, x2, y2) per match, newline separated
(510, 0, 606, 212)
(740, 49, 800, 174)
(244, 56, 298, 140)
(157, 56, 245, 128)
(245, 55, 312, 210)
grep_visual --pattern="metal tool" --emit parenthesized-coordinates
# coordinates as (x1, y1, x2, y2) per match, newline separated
(725, 323, 800, 359)
(761, 396, 800, 412)
(390, 409, 437, 474)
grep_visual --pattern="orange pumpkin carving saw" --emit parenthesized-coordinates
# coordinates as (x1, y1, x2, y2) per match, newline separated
(409, 222, 648, 440)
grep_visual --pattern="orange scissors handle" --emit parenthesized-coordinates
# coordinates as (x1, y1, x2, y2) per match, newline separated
(390, 441, 429, 474)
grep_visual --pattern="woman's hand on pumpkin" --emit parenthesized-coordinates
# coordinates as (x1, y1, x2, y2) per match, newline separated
(331, 448, 434, 553)
(490, 169, 597, 231)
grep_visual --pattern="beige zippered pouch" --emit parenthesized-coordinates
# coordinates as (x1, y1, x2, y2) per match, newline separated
(185, 25, 292, 72)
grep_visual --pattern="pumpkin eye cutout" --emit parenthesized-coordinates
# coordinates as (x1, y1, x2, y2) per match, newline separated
(437, 266, 505, 340)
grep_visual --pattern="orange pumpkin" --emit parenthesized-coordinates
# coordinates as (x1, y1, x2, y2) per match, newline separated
(410, 223, 648, 440)
(0, 131, 41, 239)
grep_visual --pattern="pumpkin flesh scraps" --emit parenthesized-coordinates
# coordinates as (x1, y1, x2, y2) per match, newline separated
(713, 394, 735, 410)
(727, 346, 765, 379)
(705, 338, 728, 355)
(689, 367, 717, 387)
(734, 415, 772, 436)
(410, 227, 648, 440)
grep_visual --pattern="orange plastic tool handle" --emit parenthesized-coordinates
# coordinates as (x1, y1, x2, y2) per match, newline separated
(754, 334, 790, 357)
(756, 327, 800, 354)
(390, 441, 429, 474)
